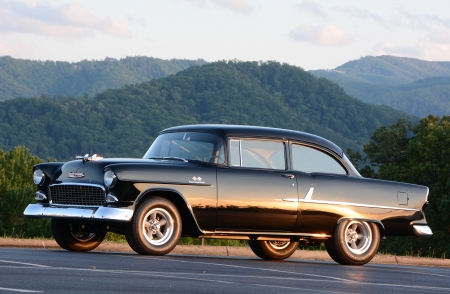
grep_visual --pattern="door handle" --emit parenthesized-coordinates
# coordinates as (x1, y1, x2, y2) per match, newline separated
(281, 174, 295, 179)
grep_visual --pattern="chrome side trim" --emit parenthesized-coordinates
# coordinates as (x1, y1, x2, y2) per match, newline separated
(304, 187, 314, 200)
(23, 204, 133, 221)
(412, 225, 433, 237)
(213, 230, 331, 238)
(283, 197, 419, 211)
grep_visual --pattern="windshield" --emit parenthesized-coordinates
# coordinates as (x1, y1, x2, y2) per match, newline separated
(144, 132, 225, 165)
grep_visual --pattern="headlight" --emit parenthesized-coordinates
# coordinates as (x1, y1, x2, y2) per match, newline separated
(104, 170, 117, 188)
(33, 169, 45, 185)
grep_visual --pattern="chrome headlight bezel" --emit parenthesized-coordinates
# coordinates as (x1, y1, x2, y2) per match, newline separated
(104, 170, 117, 188)
(33, 169, 46, 186)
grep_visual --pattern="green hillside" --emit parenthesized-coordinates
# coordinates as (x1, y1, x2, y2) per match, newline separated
(310, 56, 450, 117)
(0, 61, 415, 160)
(0, 56, 206, 101)
(334, 77, 450, 117)
(311, 55, 450, 85)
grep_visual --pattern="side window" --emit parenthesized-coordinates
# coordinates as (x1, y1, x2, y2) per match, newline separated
(229, 139, 286, 170)
(292, 144, 347, 175)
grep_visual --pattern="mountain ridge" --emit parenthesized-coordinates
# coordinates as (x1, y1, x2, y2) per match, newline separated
(0, 61, 415, 160)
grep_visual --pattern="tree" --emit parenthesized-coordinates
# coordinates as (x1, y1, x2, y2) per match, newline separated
(348, 115, 450, 257)
(0, 146, 51, 238)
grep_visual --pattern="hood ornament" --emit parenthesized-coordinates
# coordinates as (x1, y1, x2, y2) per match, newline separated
(76, 154, 103, 164)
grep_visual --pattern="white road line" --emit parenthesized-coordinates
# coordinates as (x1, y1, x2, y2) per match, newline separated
(119, 256, 450, 291)
(0, 287, 42, 293)
(126, 255, 354, 282)
(367, 266, 450, 278)
(0, 260, 50, 268)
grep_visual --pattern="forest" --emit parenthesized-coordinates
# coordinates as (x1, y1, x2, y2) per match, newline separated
(0, 60, 414, 161)
(0, 56, 206, 101)
(311, 55, 450, 117)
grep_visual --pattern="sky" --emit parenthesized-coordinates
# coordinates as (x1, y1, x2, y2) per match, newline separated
(0, 0, 450, 70)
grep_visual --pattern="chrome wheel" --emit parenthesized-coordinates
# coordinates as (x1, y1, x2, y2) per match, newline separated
(51, 219, 106, 252)
(142, 208, 174, 246)
(344, 221, 372, 255)
(268, 241, 290, 250)
(71, 224, 96, 242)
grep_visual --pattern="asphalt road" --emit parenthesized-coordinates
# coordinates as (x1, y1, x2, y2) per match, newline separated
(0, 248, 449, 294)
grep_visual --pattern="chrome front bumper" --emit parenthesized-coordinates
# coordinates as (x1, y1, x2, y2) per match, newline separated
(24, 204, 133, 222)
(412, 225, 433, 237)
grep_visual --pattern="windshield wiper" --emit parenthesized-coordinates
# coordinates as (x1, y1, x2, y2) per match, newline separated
(148, 156, 188, 163)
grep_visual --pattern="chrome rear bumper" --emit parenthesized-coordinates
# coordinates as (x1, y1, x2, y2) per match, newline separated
(412, 225, 433, 237)
(23, 204, 133, 222)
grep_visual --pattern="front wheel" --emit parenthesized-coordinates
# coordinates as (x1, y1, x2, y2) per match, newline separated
(125, 197, 182, 255)
(51, 219, 106, 252)
(325, 220, 380, 265)
(249, 240, 299, 260)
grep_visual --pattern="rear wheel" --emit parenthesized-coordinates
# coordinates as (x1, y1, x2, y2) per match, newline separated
(51, 219, 106, 252)
(325, 220, 380, 265)
(249, 240, 299, 260)
(125, 197, 182, 255)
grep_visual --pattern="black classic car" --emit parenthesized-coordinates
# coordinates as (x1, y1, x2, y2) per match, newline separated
(24, 124, 432, 265)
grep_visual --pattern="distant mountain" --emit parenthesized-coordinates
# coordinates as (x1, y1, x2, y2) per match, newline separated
(0, 61, 415, 160)
(0, 56, 206, 101)
(310, 56, 450, 117)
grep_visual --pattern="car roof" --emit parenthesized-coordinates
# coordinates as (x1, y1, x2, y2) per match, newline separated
(161, 124, 343, 157)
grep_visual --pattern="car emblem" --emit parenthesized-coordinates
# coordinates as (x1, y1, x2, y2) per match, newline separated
(68, 172, 85, 179)
(189, 176, 205, 184)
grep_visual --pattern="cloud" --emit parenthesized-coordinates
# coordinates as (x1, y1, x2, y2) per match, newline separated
(391, 7, 429, 30)
(331, 6, 384, 23)
(296, 0, 327, 19)
(0, 40, 33, 57)
(184, 0, 255, 14)
(289, 24, 353, 47)
(373, 34, 450, 61)
(0, 0, 131, 39)
(423, 14, 450, 28)
(126, 15, 147, 26)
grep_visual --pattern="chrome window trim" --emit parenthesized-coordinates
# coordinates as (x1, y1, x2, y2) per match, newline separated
(290, 140, 350, 176)
(228, 137, 288, 170)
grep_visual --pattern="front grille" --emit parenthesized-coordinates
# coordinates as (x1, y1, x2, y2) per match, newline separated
(49, 184, 105, 206)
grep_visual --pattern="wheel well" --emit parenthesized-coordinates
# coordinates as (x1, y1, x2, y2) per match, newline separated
(135, 190, 202, 237)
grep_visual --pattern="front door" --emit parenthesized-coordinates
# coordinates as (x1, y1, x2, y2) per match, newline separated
(216, 139, 298, 232)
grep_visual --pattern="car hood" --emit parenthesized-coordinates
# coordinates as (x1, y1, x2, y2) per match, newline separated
(49, 158, 195, 186)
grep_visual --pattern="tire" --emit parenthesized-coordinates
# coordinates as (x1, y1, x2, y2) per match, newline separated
(249, 240, 299, 260)
(325, 220, 380, 265)
(125, 197, 182, 255)
(51, 219, 106, 252)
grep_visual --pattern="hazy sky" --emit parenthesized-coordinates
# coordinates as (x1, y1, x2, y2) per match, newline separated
(1, 0, 449, 70)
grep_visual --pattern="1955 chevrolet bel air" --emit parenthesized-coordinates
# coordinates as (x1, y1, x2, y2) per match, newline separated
(24, 124, 432, 265)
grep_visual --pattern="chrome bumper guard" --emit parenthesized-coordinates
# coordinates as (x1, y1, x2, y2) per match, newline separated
(412, 225, 433, 237)
(24, 204, 133, 222)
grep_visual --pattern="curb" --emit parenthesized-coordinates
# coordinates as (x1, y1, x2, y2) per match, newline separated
(1, 238, 449, 268)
